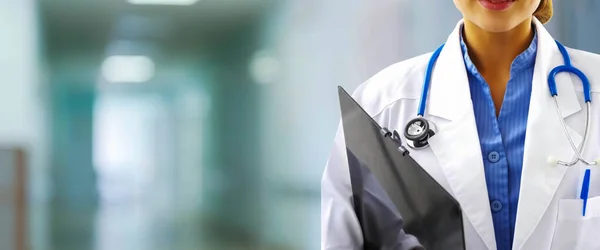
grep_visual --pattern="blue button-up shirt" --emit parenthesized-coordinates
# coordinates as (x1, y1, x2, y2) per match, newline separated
(460, 28, 537, 250)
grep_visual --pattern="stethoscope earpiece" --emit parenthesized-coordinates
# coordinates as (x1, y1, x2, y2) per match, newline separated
(547, 156, 558, 165)
(547, 155, 600, 166)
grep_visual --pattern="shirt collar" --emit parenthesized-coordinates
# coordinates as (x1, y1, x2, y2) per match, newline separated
(459, 25, 538, 76)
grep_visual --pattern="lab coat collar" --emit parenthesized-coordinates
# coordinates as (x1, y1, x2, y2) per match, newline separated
(427, 19, 471, 121)
(426, 19, 498, 250)
(512, 17, 583, 250)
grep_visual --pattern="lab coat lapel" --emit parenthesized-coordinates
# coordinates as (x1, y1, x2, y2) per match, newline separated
(426, 20, 497, 250)
(512, 18, 583, 250)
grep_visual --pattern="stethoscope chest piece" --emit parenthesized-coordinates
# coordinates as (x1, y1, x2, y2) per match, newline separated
(404, 117, 436, 149)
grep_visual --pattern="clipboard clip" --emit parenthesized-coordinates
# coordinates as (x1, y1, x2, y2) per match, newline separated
(380, 127, 410, 156)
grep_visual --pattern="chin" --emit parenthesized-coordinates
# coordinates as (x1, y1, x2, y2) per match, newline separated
(470, 16, 526, 33)
(475, 22, 518, 33)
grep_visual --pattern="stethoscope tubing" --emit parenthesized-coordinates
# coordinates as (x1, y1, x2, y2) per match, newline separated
(550, 41, 595, 166)
(417, 44, 445, 117)
(410, 40, 596, 167)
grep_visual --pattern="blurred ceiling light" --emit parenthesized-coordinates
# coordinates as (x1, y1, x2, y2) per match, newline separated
(102, 55, 155, 83)
(127, 0, 199, 5)
(250, 50, 280, 85)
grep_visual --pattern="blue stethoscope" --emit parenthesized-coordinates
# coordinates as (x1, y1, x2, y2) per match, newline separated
(403, 40, 597, 167)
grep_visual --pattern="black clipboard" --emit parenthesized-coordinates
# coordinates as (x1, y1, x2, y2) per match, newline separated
(338, 86, 465, 250)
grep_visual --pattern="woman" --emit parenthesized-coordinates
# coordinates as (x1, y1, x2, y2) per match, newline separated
(322, 0, 600, 249)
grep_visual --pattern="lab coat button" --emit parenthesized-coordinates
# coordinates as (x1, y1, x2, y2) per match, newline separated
(491, 200, 503, 212)
(488, 151, 500, 163)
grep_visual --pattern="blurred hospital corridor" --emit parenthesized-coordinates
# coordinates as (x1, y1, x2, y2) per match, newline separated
(2, 0, 600, 249)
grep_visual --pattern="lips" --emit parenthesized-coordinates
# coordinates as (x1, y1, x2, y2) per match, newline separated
(479, 0, 515, 11)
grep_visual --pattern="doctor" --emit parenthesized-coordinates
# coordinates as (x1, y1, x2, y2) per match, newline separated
(322, 0, 600, 249)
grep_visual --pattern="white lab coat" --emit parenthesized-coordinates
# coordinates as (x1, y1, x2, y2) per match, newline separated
(321, 18, 600, 250)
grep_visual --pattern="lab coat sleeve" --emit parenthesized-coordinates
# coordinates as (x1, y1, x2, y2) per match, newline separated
(321, 122, 424, 250)
(321, 122, 364, 250)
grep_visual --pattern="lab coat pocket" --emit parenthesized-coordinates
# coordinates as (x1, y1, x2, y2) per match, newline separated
(550, 196, 600, 250)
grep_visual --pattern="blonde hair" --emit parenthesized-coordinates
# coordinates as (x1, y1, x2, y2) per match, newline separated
(534, 0, 553, 24)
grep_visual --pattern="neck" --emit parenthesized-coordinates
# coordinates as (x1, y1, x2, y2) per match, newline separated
(462, 18, 534, 75)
